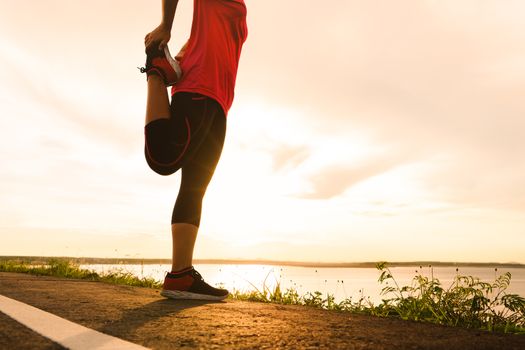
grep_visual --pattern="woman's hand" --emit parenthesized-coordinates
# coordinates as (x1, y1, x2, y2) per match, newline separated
(144, 24, 171, 52)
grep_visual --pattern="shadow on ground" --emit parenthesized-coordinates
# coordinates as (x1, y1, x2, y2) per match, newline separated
(100, 299, 224, 337)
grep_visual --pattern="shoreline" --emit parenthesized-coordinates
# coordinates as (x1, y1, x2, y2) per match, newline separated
(2, 261, 524, 335)
(2, 256, 524, 269)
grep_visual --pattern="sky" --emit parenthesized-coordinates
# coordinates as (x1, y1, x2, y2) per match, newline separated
(0, 0, 524, 263)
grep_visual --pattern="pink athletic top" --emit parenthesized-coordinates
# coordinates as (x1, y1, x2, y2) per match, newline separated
(172, 0, 248, 117)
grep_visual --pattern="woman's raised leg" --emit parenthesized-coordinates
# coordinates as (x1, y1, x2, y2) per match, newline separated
(145, 74, 170, 125)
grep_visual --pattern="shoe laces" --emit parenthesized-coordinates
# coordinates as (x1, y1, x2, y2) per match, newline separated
(191, 268, 204, 281)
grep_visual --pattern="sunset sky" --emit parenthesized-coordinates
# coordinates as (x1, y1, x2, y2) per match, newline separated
(1, 0, 524, 263)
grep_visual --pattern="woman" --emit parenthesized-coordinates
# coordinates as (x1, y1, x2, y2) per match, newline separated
(140, 0, 248, 300)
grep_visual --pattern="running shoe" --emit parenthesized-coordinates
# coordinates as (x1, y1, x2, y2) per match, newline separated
(160, 266, 229, 301)
(139, 45, 182, 86)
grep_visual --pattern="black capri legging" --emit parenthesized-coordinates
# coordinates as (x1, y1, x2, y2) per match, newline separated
(144, 92, 226, 227)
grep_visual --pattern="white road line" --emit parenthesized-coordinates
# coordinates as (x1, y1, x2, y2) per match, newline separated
(0, 294, 150, 350)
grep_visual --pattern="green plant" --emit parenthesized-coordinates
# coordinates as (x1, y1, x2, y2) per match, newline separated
(0, 259, 162, 289)
(373, 262, 525, 333)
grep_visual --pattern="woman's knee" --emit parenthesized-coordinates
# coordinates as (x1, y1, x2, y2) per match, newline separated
(144, 118, 189, 176)
(145, 155, 181, 176)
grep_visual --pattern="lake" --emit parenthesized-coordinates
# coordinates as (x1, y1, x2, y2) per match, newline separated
(80, 263, 525, 304)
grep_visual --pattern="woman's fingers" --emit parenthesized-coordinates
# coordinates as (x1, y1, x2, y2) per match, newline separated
(144, 26, 171, 51)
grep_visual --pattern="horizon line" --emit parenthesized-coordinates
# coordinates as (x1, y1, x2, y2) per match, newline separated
(1, 256, 524, 268)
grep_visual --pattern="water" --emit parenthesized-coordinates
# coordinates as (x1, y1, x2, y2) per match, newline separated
(80, 263, 525, 304)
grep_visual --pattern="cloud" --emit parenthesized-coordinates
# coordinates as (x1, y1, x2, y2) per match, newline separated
(0, 47, 140, 155)
(422, 152, 525, 211)
(271, 144, 310, 172)
(235, 0, 525, 210)
(300, 156, 404, 200)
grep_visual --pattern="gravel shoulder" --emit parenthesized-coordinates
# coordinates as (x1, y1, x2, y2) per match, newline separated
(0, 272, 524, 349)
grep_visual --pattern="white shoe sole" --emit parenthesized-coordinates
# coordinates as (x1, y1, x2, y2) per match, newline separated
(163, 46, 182, 81)
(160, 289, 228, 301)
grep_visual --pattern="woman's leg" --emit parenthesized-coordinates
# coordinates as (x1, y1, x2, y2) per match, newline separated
(145, 74, 170, 125)
(142, 46, 187, 176)
(158, 97, 229, 300)
(170, 223, 198, 272)
(143, 93, 190, 176)
(144, 90, 224, 272)
(170, 101, 226, 272)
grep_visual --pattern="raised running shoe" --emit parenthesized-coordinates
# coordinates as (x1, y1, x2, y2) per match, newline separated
(139, 46, 182, 86)
(160, 266, 229, 301)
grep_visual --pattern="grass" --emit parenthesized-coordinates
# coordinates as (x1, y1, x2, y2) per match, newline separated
(231, 262, 525, 334)
(0, 258, 162, 289)
(372, 262, 525, 333)
(1, 258, 524, 334)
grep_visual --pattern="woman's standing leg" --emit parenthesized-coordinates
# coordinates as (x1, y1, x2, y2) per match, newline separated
(170, 103, 226, 272)
(159, 100, 229, 300)
(170, 224, 198, 272)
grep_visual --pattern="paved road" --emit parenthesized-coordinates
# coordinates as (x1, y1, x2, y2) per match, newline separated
(0, 310, 66, 350)
(1, 272, 524, 349)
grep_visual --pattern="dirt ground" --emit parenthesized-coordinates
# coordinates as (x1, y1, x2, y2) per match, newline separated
(0, 272, 524, 349)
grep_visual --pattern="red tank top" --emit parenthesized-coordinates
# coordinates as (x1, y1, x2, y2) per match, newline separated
(172, 0, 248, 117)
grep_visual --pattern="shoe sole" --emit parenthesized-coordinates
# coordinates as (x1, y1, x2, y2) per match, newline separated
(163, 46, 182, 85)
(160, 289, 228, 301)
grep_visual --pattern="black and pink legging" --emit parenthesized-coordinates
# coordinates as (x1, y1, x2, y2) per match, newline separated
(144, 92, 226, 227)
